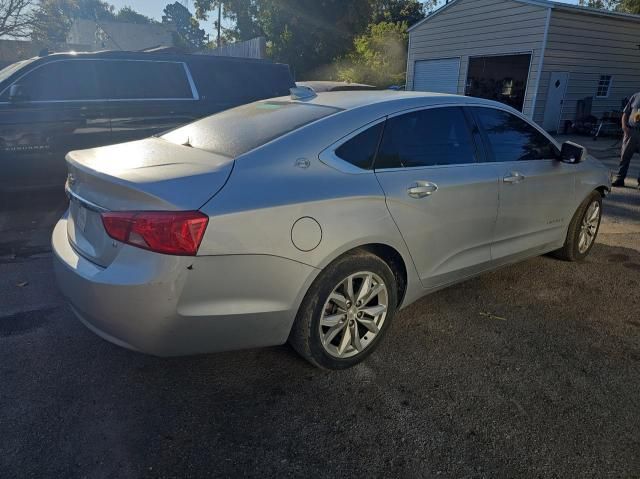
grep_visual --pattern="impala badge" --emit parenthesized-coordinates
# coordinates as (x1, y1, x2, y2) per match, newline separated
(67, 173, 76, 186)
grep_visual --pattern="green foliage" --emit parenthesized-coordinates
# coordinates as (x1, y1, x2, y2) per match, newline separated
(115, 6, 155, 24)
(31, 0, 74, 44)
(369, 0, 427, 26)
(32, 0, 116, 45)
(162, 2, 207, 49)
(262, 0, 372, 79)
(31, 0, 153, 46)
(192, 0, 426, 79)
(336, 21, 408, 87)
(578, 0, 640, 13)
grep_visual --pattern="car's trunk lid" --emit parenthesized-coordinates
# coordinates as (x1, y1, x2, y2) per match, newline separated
(65, 138, 233, 266)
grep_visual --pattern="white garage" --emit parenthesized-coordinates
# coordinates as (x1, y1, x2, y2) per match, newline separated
(407, 0, 640, 132)
(412, 58, 460, 94)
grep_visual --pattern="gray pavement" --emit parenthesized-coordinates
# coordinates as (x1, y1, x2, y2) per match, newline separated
(1, 149, 639, 478)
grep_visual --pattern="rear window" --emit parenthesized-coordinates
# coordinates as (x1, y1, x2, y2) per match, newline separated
(188, 60, 294, 104)
(162, 101, 341, 157)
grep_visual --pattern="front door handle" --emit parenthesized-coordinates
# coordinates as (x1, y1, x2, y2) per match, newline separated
(408, 181, 438, 199)
(503, 172, 525, 184)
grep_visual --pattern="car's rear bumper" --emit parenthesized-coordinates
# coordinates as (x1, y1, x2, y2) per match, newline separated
(52, 214, 318, 357)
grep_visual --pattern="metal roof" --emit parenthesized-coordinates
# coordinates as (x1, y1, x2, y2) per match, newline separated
(409, 0, 640, 33)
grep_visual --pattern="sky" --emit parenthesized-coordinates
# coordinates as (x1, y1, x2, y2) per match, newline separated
(108, 0, 584, 21)
(106, 0, 582, 34)
(107, 0, 224, 33)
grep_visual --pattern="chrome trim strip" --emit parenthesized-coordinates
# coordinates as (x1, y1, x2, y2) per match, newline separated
(0, 98, 198, 105)
(375, 162, 479, 173)
(65, 185, 109, 213)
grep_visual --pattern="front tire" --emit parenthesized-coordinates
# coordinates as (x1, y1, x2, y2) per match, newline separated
(289, 250, 398, 370)
(553, 191, 602, 261)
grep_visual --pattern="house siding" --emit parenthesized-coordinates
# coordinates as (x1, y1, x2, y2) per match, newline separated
(407, 0, 549, 117)
(534, 8, 640, 125)
(68, 19, 176, 52)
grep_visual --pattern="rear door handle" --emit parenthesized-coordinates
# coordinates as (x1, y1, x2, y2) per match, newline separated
(503, 172, 525, 184)
(408, 181, 438, 198)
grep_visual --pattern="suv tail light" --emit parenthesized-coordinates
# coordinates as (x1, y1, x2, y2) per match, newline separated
(101, 211, 209, 256)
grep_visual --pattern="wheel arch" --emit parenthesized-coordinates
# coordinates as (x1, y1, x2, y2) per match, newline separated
(595, 185, 610, 198)
(316, 242, 411, 308)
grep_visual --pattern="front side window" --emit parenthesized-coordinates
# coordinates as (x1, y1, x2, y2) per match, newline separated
(375, 107, 477, 169)
(6, 60, 102, 101)
(335, 122, 384, 170)
(0, 58, 36, 85)
(472, 107, 558, 162)
(98, 61, 193, 100)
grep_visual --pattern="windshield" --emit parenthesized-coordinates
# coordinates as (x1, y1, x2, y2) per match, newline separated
(0, 58, 35, 84)
(162, 100, 341, 158)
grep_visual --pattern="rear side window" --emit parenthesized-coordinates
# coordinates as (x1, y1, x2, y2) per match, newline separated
(162, 101, 341, 157)
(98, 60, 193, 100)
(335, 122, 384, 170)
(188, 60, 294, 104)
(472, 107, 558, 162)
(9, 60, 102, 101)
(375, 107, 477, 169)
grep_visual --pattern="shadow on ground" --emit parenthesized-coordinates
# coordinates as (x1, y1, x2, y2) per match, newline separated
(1, 240, 638, 478)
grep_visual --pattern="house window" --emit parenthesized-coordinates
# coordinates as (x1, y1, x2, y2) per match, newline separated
(596, 75, 612, 98)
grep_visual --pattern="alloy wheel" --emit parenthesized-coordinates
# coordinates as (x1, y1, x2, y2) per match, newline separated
(578, 200, 601, 254)
(319, 272, 389, 359)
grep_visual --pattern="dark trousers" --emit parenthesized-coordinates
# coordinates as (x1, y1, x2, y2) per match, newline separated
(617, 129, 640, 182)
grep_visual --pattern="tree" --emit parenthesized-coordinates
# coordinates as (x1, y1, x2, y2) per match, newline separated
(0, 0, 35, 38)
(369, 0, 427, 26)
(162, 2, 206, 49)
(115, 6, 155, 24)
(336, 21, 408, 87)
(31, 0, 78, 45)
(578, 0, 619, 9)
(31, 0, 153, 46)
(275, 0, 374, 78)
(191, 0, 436, 78)
(578, 0, 640, 13)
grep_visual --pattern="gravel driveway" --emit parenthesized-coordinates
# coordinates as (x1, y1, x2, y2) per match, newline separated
(1, 158, 639, 477)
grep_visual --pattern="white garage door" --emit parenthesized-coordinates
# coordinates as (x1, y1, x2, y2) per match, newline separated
(413, 58, 460, 94)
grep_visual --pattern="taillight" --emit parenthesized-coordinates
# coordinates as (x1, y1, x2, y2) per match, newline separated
(101, 211, 209, 256)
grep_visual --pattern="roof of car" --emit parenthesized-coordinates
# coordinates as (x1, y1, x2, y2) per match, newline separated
(31, 50, 280, 65)
(296, 81, 378, 92)
(280, 90, 495, 111)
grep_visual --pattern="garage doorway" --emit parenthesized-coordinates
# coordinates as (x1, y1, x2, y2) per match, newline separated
(465, 54, 532, 112)
(413, 58, 460, 94)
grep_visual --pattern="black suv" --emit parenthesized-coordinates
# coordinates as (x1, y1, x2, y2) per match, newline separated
(0, 51, 294, 191)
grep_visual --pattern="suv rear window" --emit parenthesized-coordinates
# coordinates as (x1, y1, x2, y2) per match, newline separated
(162, 101, 341, 157)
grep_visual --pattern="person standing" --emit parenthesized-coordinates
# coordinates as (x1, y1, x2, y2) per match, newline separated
(613, 93, 640, 189)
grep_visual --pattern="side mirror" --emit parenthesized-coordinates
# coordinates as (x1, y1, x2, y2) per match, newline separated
(8, 84, 27, 102)
(560, 141, 587, 164)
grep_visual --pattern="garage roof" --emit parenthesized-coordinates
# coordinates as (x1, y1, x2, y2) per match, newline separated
(408, 0, 640, 32)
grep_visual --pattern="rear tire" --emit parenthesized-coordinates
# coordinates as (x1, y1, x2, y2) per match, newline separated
(552, 191, 602, 262)
(289, 250, 398, 370)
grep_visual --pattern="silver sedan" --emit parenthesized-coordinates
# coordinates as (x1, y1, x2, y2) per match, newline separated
(53, 90, 611, 369)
